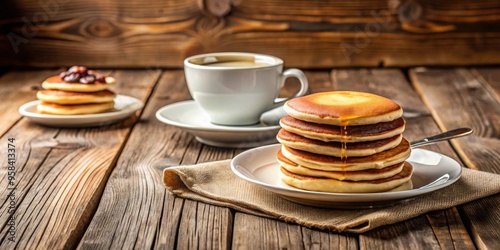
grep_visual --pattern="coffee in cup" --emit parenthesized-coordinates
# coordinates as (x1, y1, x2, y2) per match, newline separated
(184, 52, 309, 126)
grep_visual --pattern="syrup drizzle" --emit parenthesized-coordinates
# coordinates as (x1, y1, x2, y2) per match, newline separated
(339, 122, 348, 173)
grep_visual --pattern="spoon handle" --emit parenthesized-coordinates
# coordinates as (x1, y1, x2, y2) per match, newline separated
(410, 128, 473, 148)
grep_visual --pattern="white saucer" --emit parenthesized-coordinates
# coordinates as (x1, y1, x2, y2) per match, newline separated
(155, 100, 280, 148)
(231, 144, 462, 209)
(19, 95, 144, 127)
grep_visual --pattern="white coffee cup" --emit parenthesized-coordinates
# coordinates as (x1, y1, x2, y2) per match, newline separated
(184, 52, 309, 125)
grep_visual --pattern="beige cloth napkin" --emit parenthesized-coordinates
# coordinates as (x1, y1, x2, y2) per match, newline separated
(163, 160, 500, 233)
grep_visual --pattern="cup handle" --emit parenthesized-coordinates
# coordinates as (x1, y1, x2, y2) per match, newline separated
(273, 68, 309, 107)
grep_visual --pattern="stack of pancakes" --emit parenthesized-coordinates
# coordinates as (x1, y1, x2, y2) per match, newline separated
(37, 66, 116, 115)
(276, 91, 413, 193)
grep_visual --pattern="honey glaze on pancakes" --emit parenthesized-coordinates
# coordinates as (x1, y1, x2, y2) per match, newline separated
(284, 91, 403, 126)
(277, 129, 403, 157)
(277, 149, 405, 181)
(280, 140, 411, 171)
(279, 116, 405, 142)
(277, 91, 412, 193)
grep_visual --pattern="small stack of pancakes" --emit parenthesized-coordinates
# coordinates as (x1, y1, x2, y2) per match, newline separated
(37, 66, 116, 115)
(276, 91, 413, 193)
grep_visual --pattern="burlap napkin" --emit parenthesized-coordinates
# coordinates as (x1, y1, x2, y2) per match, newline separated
(163, 160, 500, 233)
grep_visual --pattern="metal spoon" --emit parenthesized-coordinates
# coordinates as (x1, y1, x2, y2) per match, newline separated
(418, 174, 450, 189)
(410, 128, 473, 148)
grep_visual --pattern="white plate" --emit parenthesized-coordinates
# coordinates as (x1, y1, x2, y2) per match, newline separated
(231, 144, 462, 209)
(19, 95, 144, 127)
(155, 100, 280, 148)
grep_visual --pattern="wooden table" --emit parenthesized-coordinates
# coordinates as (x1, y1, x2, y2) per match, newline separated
(0, 67, 498, 249)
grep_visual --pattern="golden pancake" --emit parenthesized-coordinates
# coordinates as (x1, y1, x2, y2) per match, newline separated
(41, 75, 116, 92)
(388, 180, 413, 192)
(37, 89, 116, 104)
(37, 101, 115, 115)
(280, 115, 405, 142)
(284, 91, 403, 126)
(280, 161, 413, 193)
(277, 149, 405, 181)
(281, 138, 411, 171)
(277, 129, 402, 157)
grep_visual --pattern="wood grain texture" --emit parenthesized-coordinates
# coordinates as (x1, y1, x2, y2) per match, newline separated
(361, 215, 441, 249)
(177, 200, 233, 249)
(1, 0, 500, 68)
(332, 68, 475, 249)
(300, 227, 358, 250)
(410, 68, 500, 173)
(1, 68, 497, 249)
(0, 121, 59, 249)
(0, 69, 60, 136)
(458, 194, 500, 250)
(409, 67, 500, 249)
(405, 117, 475, 249)
(426, 208, 476, 249)
(0, 70, 158, 249)
(232, 213, 359, 249)
(472, 67, 500, 101)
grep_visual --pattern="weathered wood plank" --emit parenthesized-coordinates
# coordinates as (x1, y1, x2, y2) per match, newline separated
(410, 68, 500, 173)
(232, 213, 358, 249)
(235, 0, 500, 23)
(0, 69, 159, 249)
(410, 67, 500, 249)
(0, 69, 60, 137)
(3, 0, 500, 23)
(154, 195, 184, 249)
(458, 194, 500, 250)
(361, 215, 441, 249)
(301, 227, 358, 250)
(471, 67, 500, 101)
(426, 208, 476, 249)
(1, 1, 500, 68)
(177, 200, 233, 250)
(405, 118, 476, 250)
(0, 121, 59, 247)
(0, 0, 199, 21)
(332, 69, 475, 249)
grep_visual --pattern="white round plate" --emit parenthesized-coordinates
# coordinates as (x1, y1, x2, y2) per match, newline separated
(19, 95, 144, 127)
(231, 144, 462, 209)
(155, 100, 280, 148)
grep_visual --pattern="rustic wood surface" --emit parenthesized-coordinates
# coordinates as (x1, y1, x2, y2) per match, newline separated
(410, 68, 500, 248)
(1, 0, 500, 68)
(0, 67, 498, 249)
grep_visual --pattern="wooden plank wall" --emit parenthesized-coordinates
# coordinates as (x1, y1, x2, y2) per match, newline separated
(0, 0, 499, 68)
